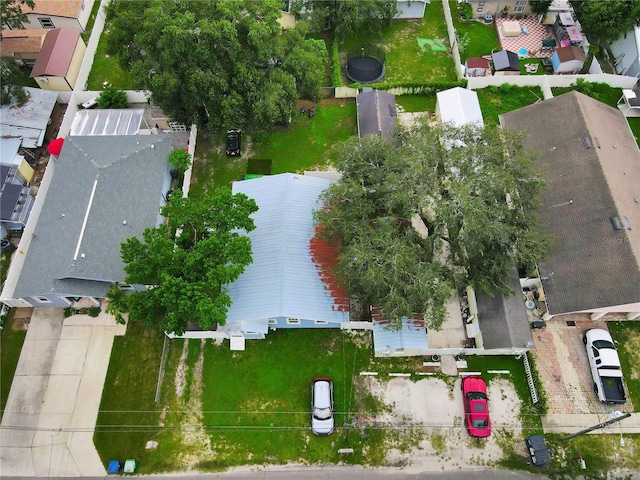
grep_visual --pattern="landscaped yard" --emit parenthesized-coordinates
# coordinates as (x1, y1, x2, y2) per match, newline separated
(551, 80, 622, 109)
(476, 84, 544, 125)
(94, 323, 547, 473)
(450, 2, 500, 62)
(190, 98, 357, 197)
(86, 33, 133, 90)
(341, 2, 456, 84)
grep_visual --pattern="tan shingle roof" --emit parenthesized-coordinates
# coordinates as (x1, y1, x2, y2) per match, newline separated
(500, 91, 640, 314)
(0, 29, 46, 56)
(23, 0, 83, 19)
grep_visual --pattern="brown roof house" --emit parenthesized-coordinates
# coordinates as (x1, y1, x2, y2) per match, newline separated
(0, 29, 46, 66)
(30, 28, 86, 91)
(500, 91, 640, 320)
(11, 0, 95, 31)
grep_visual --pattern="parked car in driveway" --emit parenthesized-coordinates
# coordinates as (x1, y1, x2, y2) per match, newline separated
(583, 328, 627, 405)
(461, 376, 491, 437)
(311, 378, 334, 435)
(226, 129, 241, 156)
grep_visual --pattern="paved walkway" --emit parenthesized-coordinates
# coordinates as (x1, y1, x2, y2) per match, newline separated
(542, 412, 640, 434)
(0, 306, 126, 476)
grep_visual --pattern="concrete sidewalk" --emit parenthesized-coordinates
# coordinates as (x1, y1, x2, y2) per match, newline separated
(542, 412, 640, 434)
(0, 306, 126, 476)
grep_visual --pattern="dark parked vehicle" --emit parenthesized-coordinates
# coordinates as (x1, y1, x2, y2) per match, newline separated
(226, 129, 241, 156)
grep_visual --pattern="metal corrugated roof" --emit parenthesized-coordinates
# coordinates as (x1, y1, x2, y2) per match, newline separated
(70, 109, 144, 136)
(0, 87, 58, 148)
(372, 308, 428, 354)
(226, 173, 349, 324)
(30, 28, 80, 77)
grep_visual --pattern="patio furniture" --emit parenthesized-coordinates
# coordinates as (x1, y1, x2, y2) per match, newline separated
(502, 20, 521, 38)
(522, 25, 529, 35)
(518, 48, 529, 58)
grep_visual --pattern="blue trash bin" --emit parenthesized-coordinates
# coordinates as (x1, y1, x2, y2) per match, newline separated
(108, 460, 121, 474)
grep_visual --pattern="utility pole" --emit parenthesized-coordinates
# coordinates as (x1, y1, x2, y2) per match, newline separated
(560, 411, 631, 441)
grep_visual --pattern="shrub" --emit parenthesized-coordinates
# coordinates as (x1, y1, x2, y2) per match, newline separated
(458, 2, 473, 21)
(63, 307, 75, 318)
(87, 306, 102, 318)
(331, 38, 342, 87)
(168, 149, 191, 175)
(97, 87, 128, 109)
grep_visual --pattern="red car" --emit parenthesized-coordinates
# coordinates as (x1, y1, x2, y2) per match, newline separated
(461, 376, 491, 437)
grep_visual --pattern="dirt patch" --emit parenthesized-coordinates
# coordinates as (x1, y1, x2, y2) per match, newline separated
(620, 330, 640, 382)
(363, 376, 523, 472)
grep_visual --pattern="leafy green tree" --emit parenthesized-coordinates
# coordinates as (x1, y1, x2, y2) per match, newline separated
(105, 0, 325, 131)
(291, 0, 398, 41)
(168, 149, 191, 176)
(0, 0, 35, 32)
(97, 86, 128, 108)
(569, 0, 640, 73)
(0, 56, 27, 105)
(316, 122, 549, 329)
(120, 187, 258, 335)
(528, 0, 553, 16)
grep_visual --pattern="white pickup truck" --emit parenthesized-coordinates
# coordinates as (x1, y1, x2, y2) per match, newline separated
(583, 329, 627, 405)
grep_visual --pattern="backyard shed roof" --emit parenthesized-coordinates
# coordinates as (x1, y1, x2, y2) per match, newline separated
(466, 57, 490, 69)
(500, 91, 640, 314)
(371, 309, 428, 357)
(436, 87, 484, 127)
(226, 173, 349, 325)
(30, 28, 80, 77)
(476, 269, 533, 349)
(555, 45, 585, 62)
(356, 89, 397, 138)
(11, 135, 171, 300)
(492, 50, 520, 72)
(0, 87, 58, 148)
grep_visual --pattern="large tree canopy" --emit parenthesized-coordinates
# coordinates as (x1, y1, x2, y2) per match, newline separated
(1, 56, 27, 105)
(316, 122, 549, 330)
(569, 0, 640, 73)
(291, 0, 398, 40)
(1, 0, 34, 32)
(105, 0, 325, 131)
(119, 187, 258, 335)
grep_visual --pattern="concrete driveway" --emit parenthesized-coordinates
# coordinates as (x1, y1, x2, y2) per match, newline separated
(0, 306, 126, 476)
(530, 314, 633, 415)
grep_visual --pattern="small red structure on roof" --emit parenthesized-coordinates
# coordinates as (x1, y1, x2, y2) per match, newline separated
(48, 137, 64, 156)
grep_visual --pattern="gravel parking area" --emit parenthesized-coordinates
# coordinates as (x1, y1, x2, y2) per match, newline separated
(363, 376, 524, 471)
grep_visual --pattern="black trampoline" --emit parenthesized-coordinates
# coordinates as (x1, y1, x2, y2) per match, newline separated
(346, 44, 386, 84)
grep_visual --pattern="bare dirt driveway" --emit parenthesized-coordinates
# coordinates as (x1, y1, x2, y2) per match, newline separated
(362, 375, 525, 472)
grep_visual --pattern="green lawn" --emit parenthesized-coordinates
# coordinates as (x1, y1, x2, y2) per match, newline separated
(190, 99, 357, 196)
(551, 81, 622, 109)
(0, 311, 27, 423)
(93, 321, 166, 467)
(608, 321, 640, 410)
(341, 2, 456, 84)
(94, 324, 547, 473)
(451, 3, 500, 62)
(396, 94, 437, 113)
(86, 35, 133, 90)
(628, 118, 640, 150)
(476, 85, 544, 125)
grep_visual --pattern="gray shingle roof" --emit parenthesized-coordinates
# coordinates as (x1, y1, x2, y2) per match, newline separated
(476, 269, 533, 349)
(13, 135, 171, 299)
(500, 91, 640, 314)
(357, 90, 397, 138)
